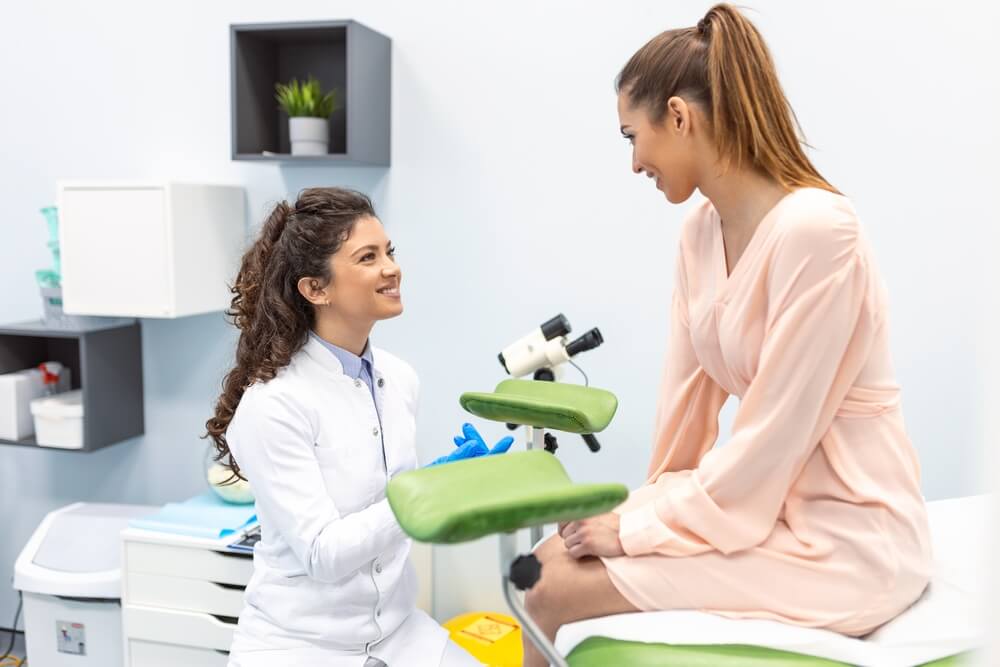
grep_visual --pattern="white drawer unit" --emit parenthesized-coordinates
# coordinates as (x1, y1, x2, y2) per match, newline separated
(126, 572, 245, 618)
(125, 540, 253, 586)
(124, 605, 238, 651)
(58, 181, 246, 319)
(128, 639, 230, 667)
(121, 529, 251, 667)
(120, 527, 436, 666)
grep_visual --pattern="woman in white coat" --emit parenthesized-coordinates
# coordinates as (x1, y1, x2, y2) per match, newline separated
(205, 188, 481, 667)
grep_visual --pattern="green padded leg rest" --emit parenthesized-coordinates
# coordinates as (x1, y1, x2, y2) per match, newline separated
(459, 379, 618, 434)
(387, 450, 627, 543)
(566, 638, 973, 667)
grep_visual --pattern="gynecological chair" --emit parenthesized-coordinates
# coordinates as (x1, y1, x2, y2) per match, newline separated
(387, 380, 977, 666)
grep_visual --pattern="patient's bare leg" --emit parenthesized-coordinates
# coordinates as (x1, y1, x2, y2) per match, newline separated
(522, 534, 639, 667)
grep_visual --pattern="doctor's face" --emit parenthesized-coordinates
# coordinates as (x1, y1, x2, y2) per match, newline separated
(326, 215, 403, 323)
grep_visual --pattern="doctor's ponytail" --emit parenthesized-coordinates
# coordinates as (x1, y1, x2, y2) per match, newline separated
(205, 188, 376, 480)
(231, 200, 293, 337)
(616, 3, 838, 193)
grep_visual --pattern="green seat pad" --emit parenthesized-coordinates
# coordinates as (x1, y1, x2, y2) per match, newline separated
(566, 637, 971, 667)
(459, 379, 618, 434)
(387, 450, 627, 543)
(567, 639, 848, 666)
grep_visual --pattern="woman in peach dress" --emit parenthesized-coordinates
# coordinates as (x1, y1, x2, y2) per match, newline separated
(523, 5, 932, 666)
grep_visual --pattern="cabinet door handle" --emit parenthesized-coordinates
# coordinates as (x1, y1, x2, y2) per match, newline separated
(212, 582, 246, 592)
(211, 614, 239, 625)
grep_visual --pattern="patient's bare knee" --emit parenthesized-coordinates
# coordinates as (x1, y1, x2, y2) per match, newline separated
(523, 561, 563, 623)
(523, 580, 550, 621)
(533, 533, 564, 562)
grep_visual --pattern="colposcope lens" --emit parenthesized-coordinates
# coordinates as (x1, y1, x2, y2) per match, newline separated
(565, 328, 603, 357)
(540, 314, 571, 340)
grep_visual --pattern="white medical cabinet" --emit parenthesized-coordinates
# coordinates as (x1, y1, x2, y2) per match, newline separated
(120, 527, 254, 667)
(57, 181, 246, 319)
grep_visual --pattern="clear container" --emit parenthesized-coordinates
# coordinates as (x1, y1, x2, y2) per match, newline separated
(204, 445, 254, 504)
(40, 206, 61, 274)
(38, 285, 113, 329)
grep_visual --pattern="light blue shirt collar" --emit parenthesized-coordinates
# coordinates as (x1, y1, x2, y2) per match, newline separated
(309, 332, 373, 380)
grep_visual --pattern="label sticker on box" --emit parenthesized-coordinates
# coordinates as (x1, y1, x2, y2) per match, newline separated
(460, 615, 518, 644)
(57, 620, 86, 655)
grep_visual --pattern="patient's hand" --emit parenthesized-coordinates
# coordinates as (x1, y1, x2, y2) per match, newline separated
(558, 512, 624, 559)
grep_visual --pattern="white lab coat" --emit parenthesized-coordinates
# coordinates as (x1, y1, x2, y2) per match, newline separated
(224, 336, 451, 666)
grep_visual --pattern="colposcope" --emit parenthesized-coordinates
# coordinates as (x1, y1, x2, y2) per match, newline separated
(497, 314, 605, 452)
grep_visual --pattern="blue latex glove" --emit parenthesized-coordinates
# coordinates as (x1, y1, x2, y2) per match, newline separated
(452, 423, 514, 456)
(427, 423, 514, 466)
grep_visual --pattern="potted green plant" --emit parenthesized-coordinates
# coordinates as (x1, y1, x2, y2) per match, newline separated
(275, 75, 340, 156)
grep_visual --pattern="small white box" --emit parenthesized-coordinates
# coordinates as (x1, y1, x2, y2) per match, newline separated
(31, 389, 84, 449)
(58, 182, 246, 319)
(0, 367, 72, 441)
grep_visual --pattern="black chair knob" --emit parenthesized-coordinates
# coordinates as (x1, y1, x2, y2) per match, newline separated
(509, 554, 542, 591)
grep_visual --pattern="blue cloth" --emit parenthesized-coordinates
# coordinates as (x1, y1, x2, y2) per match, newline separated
(129, 492, 258, 539)
(310, 332, 385, 468)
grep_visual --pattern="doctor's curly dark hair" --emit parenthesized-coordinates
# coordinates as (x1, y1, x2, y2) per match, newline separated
(204, 187, 376, 481)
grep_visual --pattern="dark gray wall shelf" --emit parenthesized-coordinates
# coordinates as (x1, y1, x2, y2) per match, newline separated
(231, 20, 391, 165)
(0, 320, 144, 452)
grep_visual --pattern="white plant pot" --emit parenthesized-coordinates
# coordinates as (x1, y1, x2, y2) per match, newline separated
(289, 117, 329, 155)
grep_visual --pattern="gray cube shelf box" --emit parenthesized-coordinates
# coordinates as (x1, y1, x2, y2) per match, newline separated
(231, 20, 391, 165)
(0, 320, 144, 452)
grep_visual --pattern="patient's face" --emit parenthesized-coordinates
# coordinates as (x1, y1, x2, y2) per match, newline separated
(617, 91, 700, 204)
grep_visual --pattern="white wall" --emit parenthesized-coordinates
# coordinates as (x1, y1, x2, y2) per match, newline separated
(1, 0, 996, 628)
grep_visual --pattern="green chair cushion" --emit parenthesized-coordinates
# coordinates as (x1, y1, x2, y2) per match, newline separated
(566, 638, 971, 667)
(459, 379, 618, 434)
(387, 450, 627, 543)
(567, 638, 848, 666)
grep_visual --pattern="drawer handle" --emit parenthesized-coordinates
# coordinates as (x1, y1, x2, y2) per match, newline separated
(213, 582, 246, 592)
(212, 614, 240, 625)
(215, 650, 231, 655)
(55, 596, 120, 605)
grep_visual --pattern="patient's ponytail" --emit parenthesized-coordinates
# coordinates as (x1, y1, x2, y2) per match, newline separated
(616, 3, 838, 193)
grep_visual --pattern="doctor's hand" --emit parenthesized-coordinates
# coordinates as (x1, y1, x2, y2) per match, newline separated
(427, 423, 513, 467)
(451, 423, 513, 457)
(559, 512, 625, 559)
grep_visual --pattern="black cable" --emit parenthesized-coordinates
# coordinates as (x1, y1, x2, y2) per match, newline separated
(568, 359, 589, 386)
(0, 591, 23, 661)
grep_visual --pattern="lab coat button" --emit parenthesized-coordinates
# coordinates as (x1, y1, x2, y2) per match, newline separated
(354, 379, 363, 388)
(374, 562, 382, 574)
(377, 378, 385, 388)
(373, 427, 380, 437)
(376, 608, 382, 617)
